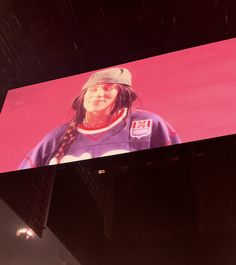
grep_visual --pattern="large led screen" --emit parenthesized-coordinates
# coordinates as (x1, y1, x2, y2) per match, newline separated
(1, 38, 236, 173)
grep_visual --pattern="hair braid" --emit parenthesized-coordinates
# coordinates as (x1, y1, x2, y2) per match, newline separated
(55, 118, 78, 163)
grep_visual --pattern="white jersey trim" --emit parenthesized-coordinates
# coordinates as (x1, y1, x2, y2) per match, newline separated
(77, 108, 128, 135)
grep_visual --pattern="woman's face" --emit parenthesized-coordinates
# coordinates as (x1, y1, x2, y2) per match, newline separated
(83, 83, 119, 113)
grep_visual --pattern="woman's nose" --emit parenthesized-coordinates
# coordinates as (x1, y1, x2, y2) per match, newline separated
(95, 87, 105, 97)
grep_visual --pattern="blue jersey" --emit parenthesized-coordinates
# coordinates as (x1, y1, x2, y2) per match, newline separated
(19, 109, 180, 169)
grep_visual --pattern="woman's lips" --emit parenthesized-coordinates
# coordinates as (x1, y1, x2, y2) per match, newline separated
(92, 99, 106, 104)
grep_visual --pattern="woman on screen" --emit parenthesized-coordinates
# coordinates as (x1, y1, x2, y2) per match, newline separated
(19, 67, 180, 169)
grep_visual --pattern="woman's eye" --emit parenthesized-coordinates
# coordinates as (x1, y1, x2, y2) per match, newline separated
(104, 85, 115, 91)
(88, 88, 97, 92)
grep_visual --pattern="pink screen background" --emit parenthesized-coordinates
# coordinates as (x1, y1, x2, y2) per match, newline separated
(1, 38, 236, 173)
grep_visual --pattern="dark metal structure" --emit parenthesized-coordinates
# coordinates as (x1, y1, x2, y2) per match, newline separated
(1, 134, 236, 264)
(1, 1, 236, 93)
(0, 167, 55, 237)
(1, 1, 236, 264)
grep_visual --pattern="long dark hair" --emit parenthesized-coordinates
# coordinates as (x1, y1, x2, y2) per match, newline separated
(54, 84, 137, 163)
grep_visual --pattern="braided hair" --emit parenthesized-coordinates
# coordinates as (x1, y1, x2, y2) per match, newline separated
(54, 84, 137, 163)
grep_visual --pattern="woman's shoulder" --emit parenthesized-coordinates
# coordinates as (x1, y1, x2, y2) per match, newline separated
(130, 109, 164, 122)
(39, 123, 69, 143)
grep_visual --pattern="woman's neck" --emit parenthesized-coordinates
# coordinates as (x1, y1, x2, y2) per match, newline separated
(83, 109, 124, 129)
(83, 110, 110, 129)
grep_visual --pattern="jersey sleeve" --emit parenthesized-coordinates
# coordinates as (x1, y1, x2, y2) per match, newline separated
(150, 115, 181, 148)
(18, 125, 68, 170)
